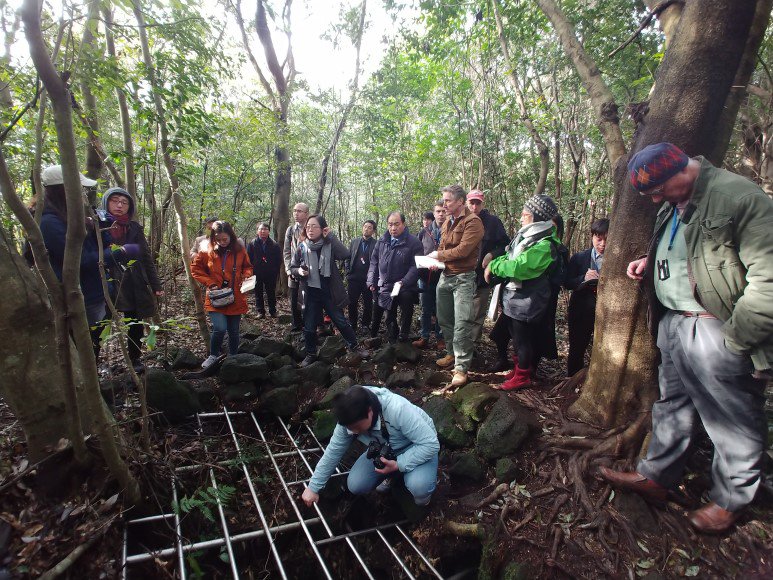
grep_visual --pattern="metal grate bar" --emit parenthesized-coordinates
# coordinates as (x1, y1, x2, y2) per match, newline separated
(376, 529, 417, 580)
(395, 524, 444, 579)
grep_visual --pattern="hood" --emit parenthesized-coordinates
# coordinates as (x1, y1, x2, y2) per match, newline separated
(101, 187, 135, 219)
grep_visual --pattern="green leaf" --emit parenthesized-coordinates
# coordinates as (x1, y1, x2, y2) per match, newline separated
(685, 566, 700, 576)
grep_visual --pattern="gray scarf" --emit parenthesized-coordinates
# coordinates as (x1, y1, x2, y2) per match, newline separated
(303, 238, 332, 289)
(504, 221, 555, 289)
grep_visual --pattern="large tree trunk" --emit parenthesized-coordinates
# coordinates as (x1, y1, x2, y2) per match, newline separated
(0, 225, 71, 462)
(570, 0, 761, 429)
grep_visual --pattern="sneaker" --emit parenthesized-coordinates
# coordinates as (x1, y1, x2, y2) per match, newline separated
(201, 355, 219, 369)
(436, 354, 454, 368)
(376, 478, 393, 493)
(300, 354, 318, 368)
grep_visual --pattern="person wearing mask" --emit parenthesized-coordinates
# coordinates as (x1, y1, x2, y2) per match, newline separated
(101, 187, 164, 371)
(565, 218, 609, 376)
(191, 221, 253, 369)
(346, 219, 377, 333)
(367, 211, 423, 343)
(246, 222, 282, 318)
(290, 215, 368, 367)
(484, 195, 561, 390)
(413, 203, 446, 350)
(427, 185, 484, 388)
(38, 165, 137, 354)
(465, 190, 509, 347)
(301, 385, 439, 509)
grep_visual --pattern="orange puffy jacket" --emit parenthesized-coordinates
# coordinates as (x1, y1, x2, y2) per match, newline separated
(191, 244, 253, 315)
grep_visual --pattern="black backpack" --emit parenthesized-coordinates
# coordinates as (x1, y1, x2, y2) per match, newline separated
(548, 240, 570, 291)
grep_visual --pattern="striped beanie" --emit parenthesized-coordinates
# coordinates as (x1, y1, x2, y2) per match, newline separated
(628, 143, 689, 192)
(524, 195, 559, 223)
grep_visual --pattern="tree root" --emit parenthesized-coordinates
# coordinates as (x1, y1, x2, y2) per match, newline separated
(510, 508, 536, 533)
(475, 482, 509, 509)
(545, 493, 570, 526)
(549, 367, 587, 397)
(444, 520, 484, 538)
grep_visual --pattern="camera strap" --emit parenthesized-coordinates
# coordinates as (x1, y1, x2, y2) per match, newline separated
(379, 411, 390, 444)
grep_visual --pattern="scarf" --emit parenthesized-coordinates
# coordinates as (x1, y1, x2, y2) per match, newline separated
(303, 238, 332, 289)
(503, 221, 555, 289)
(108, 213, 130, 243)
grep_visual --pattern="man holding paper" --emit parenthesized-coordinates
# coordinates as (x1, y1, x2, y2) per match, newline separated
(427, 184, 484, 388)
(367, 211, 423, 342)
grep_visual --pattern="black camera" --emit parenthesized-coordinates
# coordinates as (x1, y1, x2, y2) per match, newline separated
(366, 440, 396, 469)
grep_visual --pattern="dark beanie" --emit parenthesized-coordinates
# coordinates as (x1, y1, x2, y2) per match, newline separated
(524, 195, 558, 223)
(627, 142, 689, 191)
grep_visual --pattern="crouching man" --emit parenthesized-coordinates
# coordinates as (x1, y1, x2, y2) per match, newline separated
(301, 385, 439, 507)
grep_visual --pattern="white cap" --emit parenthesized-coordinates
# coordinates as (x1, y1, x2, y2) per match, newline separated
(41, 165, 98, 187)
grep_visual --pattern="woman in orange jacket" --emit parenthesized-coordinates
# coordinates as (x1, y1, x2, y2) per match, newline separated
(191, 221, 253, 368)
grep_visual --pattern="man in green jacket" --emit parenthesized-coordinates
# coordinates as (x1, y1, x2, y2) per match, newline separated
(601, 142, 773, 534)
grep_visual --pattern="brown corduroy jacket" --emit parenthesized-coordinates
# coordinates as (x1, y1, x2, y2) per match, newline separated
(437, 207, 484, 275)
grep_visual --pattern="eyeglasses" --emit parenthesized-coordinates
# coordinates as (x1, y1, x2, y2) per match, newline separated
(641, 185, 665, 197)
(110, 198, 130, 206)
(306, 224, 321, 230)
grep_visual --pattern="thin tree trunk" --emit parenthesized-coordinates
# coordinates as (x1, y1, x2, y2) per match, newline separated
(22, 0, 140, 503)
(492, 0, 549, 195)
(132, 0, 209, 349)
(536, 0, 627, 168)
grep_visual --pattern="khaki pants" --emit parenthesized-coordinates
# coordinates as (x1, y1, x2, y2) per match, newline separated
(436, 271, 476, 372)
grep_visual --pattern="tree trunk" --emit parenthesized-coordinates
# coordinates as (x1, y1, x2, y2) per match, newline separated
(0, 224, 72, 462)
(536, 0, 626, 168)
(132, 0, 209, 349)
(570, 0, 760, 429)
(22, 0, 140, 504)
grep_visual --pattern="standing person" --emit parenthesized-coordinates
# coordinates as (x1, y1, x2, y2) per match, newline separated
(565, 218, 609, 376)
(283, 203, 310, 332)
(191, 221, 253, 369)
(484, 195, 561, 390)
(427, 184, 484, 388)
(413, 203, 446, 349)
(367, 211, 423, 343)
(190, 215, 219, 259)
(465, 190, 509, 346)
(246, 222, 282, 318)
(101, 187, 164, 371)
(301, 385, 439, 509)
(290, 215, 368, 367)
(346, 219, 377, 333)
(600, 143, 773, 534)
(38, 165, 137, 354)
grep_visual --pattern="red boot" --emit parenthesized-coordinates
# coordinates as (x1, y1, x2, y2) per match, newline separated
(503, 355, 519, 380)
(495, 365, 531, 391)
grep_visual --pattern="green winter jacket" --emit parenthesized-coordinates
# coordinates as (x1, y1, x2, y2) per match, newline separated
(644, 157, 773, 371)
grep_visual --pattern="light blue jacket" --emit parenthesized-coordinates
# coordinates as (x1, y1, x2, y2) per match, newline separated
(308, 387, 439, 493)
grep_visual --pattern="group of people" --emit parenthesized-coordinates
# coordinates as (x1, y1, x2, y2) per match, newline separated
(30, 140, 773, 533)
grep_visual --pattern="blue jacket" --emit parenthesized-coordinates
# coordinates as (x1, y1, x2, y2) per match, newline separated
(308, 387, 439, 493)
(366, 230, 423, 310)
(40, 209, 118, 306)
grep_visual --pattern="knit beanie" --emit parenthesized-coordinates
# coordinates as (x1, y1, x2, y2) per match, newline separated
(524, 195, 559, 223)
(627, 142, 689, 192)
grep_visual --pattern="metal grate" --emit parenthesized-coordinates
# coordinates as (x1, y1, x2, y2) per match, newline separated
(122, 411, 443, 579)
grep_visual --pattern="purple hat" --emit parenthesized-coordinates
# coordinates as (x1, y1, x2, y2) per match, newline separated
(628, 143, 689, 192)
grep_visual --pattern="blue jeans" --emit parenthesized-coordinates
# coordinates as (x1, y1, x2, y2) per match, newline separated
(303, 280, 357, 355)
(418, 279, 442, 340)
(347, 450, 438, 506)
(209, 312, 241, 356)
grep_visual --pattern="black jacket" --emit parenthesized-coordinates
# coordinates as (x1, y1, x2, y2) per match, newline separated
(565, 248, 593, 291)
(246, 236, 282, 281)
(367, 231, 423, 310)
(113, 221, 162, 319)
(475, 209, 510, 288)
(346, 236, 376, 281)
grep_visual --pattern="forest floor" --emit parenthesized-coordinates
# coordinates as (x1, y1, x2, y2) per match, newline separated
(1, 285, 772, 579)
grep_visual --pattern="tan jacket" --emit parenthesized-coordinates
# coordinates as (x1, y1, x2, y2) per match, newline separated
(438, 207, 484, 275)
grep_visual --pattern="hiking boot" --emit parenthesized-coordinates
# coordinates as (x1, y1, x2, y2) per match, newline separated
(687, 502, 740, 534)
(201, 355, 219, 369)
(300, 354, 318, 368)
(436, 354, 454, 368)
(436, 339, 446, 351)
(412, 337, 429, 348)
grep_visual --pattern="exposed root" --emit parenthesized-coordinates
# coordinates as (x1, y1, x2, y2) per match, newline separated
(444, 520, 484, 538)
(475, 482, 509, 509)
(510, 508, 536, 533)
(544, 493, 570, 526)
(549, 367, 587, 397)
